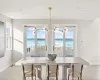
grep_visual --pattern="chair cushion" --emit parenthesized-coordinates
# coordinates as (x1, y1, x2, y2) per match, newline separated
(68, 68, 81, 77)
(49, 71, 56, 77)
(24, 70, 36, 77)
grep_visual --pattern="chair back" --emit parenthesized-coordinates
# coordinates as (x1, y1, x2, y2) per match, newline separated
(47, 64, 59, 77)
(72, 64, 83, 73)
(48, 65, 58, 72)
(22, 63, 33, 74)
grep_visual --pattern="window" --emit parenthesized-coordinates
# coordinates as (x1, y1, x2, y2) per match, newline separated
(53, 26, 75, 57)
(6, 23, 12, 50)
(54, 28, 63, 56)
(25, 25, 76, 57)
(25, 26, 47, 57)
(37, 28, 47, 51)
(65, 28, 74, 50)
(64, 27, 74, 56)
(26, 28, 35, 53)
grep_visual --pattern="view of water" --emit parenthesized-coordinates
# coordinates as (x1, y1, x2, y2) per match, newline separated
(27, 39, 73, 49)
(26, 28, 74, 50)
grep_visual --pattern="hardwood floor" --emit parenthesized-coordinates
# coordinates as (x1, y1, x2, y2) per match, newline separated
(0, 65, 100, 80)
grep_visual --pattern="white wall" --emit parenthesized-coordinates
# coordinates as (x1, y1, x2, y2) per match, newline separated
(13, 19, 98, 64)
(78, 19, 100, 65)
(0, 14, 12, 72)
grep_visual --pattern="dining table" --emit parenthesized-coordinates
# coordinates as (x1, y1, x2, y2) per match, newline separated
(15, 57, 89, 80)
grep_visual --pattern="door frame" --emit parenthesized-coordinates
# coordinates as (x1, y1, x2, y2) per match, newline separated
(23, 24, 48, 59)
(52, 24, 78, 57)
(23, 24, 78, 59)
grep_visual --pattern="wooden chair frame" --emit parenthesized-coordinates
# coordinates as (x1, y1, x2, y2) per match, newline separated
(22, 64, 36, 80)
(47, 64, 59, 80)
(68, 64, 83, 80)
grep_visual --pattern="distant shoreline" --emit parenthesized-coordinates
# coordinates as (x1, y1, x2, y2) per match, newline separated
(27, 38, 73, 40)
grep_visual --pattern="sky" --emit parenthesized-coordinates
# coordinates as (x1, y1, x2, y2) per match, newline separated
(26, 28, 73, 39)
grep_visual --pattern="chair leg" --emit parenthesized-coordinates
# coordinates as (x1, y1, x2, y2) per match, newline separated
(72, 73, 74, 80)
(72, 65, 74, 80)
(23, 76, 26, 80)
(56, 71, 58, 80)
(32, 76, 33, 80)
(80, 74, 82, 80)
(35, 74, 36, 80)
(68, 74, 69, 80)
(78, 77, 79, 80)
(47, 65, 49, 80)
(47, 76, 49, 80)
(56, 73, 58, 80)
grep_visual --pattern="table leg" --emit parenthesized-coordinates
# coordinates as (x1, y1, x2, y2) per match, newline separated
(41, 65, 47, 80)
(58, 65, 63, 80)
(63, 65, 67, 80)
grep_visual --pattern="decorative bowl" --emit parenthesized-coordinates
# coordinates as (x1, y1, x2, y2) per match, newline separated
(48, 54, 57, 61)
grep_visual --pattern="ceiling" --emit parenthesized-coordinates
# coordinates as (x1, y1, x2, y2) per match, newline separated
(0, 0, 100, 20)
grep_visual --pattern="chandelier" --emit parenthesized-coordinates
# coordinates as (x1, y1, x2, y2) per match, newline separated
(48, 7, 56, 31)
(31, 7, 56, 34)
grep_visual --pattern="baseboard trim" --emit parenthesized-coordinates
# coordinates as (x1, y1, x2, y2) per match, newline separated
(0, 64, 12, 72)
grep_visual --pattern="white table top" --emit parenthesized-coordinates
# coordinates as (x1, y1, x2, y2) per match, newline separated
(15, 57, 89, 65)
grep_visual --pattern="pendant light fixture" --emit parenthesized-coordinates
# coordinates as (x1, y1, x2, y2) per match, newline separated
(48, 7, 52, 30)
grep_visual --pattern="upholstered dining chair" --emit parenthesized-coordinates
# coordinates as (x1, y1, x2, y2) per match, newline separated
(47, 64, 59, 80)
(22, 63, 36, 80)
(68, 64, 83, 80)
(34, 65, 42, 79)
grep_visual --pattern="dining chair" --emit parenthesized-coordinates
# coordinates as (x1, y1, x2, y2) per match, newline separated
(47, 64, 59, 80)
(68, 64, 83, 80)
(34, 65, 42, 79)
(22, 63, 36, 80)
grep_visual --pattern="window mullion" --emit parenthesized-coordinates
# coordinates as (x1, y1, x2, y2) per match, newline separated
(63, 28, 65, 57)
(35, 27, 37, 54)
